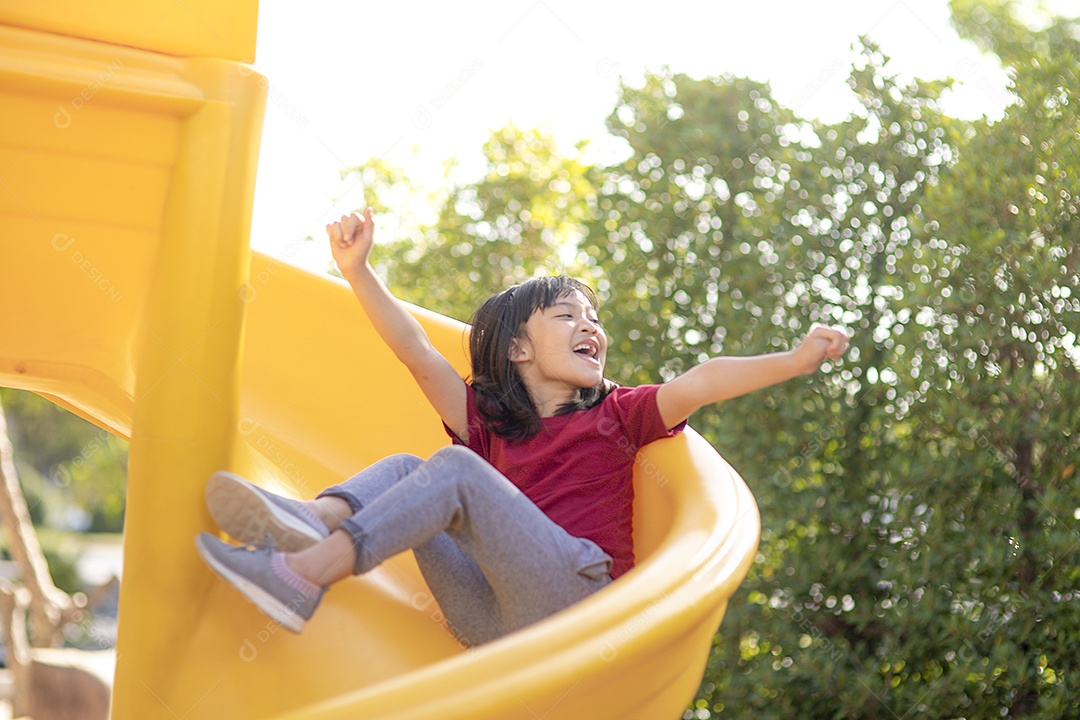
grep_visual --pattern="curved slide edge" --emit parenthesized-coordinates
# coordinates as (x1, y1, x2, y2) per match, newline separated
(181, 254, 763, 720)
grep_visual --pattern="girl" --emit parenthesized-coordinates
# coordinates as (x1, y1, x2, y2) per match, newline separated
(196, 208, 848, 646)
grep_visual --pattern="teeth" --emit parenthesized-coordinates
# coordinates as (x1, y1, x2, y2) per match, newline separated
(574, 343, 597, 356)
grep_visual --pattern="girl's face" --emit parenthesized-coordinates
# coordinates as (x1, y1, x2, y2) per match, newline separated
(512, 290, 607, 392)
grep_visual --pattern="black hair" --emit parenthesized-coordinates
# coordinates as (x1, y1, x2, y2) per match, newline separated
(468, 276, 612, 442)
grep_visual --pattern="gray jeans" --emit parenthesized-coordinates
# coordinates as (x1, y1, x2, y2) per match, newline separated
(318, 446, 613, 647)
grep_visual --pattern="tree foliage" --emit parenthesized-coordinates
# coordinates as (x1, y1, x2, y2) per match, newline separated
(349, 124, 598, 323)
(0, 389, 127, 534)
(588, 41, 972, 718)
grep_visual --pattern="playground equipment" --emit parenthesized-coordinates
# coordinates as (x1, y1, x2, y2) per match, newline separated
(0, 2, 760, 718)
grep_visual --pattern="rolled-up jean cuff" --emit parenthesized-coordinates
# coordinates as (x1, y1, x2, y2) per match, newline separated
(338, 517, 370, 575)
(316, 488, 363, 514)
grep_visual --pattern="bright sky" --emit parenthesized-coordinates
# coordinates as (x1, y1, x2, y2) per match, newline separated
(247, 0, 1078, 273)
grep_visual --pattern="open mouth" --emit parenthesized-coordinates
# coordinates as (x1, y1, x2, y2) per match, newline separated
(573, 341, 601, 364)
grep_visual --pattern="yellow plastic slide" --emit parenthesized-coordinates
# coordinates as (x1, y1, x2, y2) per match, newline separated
(0, 3, 760, 718)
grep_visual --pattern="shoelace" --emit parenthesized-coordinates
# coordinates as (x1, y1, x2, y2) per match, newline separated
(240, 533, 279, 552)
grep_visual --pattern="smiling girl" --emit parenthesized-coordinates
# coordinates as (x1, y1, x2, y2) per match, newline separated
(195, 208, 849, 646)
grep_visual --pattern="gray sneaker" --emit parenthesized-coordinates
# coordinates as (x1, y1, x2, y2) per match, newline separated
(205, 471, 329, 552)
(195, 533, 322, 632)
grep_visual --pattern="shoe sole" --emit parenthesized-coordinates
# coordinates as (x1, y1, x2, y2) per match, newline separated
(205, 471, 324, 553)
(195, 535, 307, 633)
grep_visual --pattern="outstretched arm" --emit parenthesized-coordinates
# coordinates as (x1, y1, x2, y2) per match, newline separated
(655, 326, 849, 429)
(327, 210, 468, 441)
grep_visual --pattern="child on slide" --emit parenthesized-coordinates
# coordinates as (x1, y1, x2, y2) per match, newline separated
(196, 208, 849, 646)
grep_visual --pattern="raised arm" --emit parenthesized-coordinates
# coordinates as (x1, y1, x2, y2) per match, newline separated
(327, 209, 468, 441)
(655, 326, 849, 429)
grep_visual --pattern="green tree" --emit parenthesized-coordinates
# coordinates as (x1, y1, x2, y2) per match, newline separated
(881, 1, 1080, 714)
(0, 389, 127, 533)
(629, 3, 1077, 717)
(345, 124, 598, 323)
(585, 43, 964, 716)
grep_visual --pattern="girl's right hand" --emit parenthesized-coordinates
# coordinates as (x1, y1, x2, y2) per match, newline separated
(327, 208, 375, 277)
(791, 325, 849, 375)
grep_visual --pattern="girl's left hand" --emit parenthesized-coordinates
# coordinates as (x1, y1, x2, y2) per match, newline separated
(792, 326, 850, 375)
(327, 208, 375, 278)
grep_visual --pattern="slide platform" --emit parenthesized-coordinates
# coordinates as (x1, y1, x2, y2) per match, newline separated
(0, 4, 761, 718)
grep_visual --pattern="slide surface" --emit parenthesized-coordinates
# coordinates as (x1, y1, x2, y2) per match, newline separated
(0, 5, 761, 718)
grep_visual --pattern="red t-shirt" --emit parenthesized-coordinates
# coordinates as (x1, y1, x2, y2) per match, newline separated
(445, 383, 685, 579)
